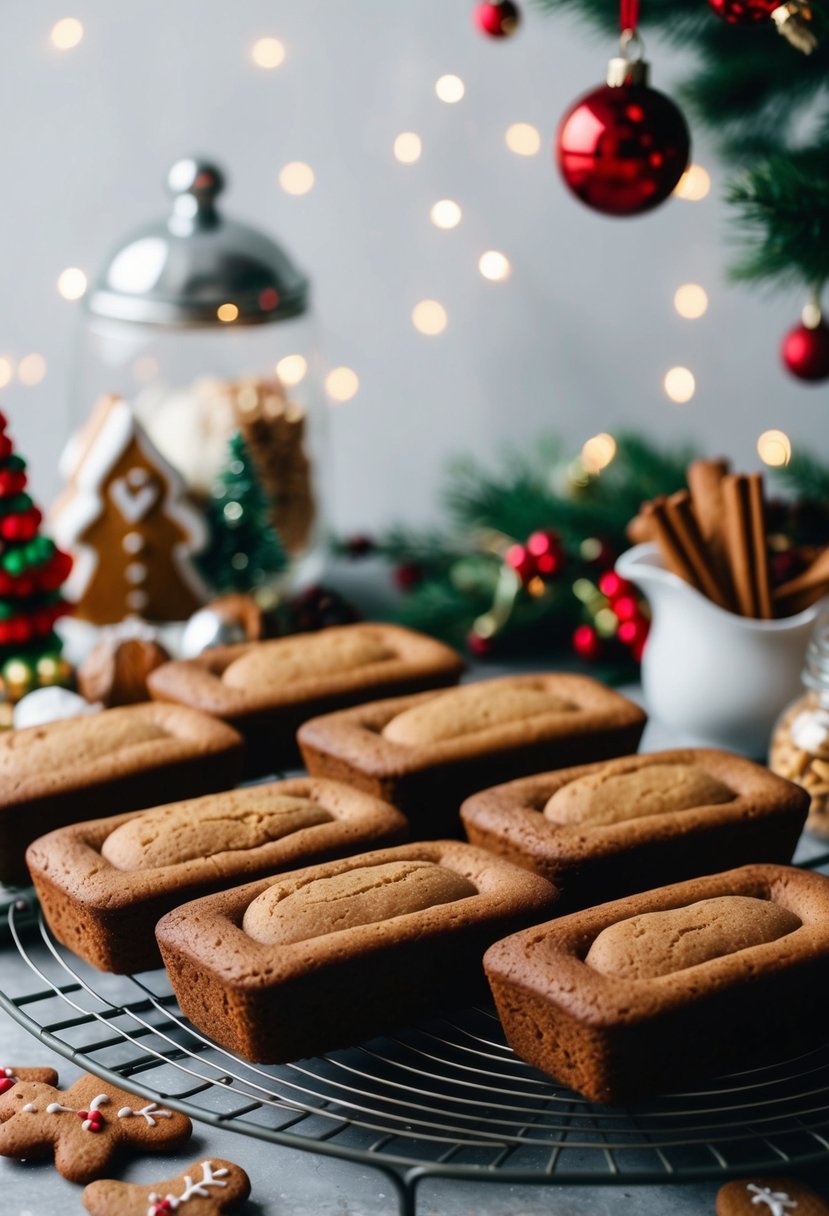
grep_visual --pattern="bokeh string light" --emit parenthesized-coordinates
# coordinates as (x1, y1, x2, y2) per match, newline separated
(275, 355, 308, 386)
(325, 367, 360, 402)
(674, 284, 709, 319)
(412, 301, 448, 335)
(435, 74, 465, 103)
(505, 123, 541, 155)
(478, 251, 511, 281)
(251, 37, 285, 68)
(279, 162, 315, 195)
(57, 268, 87, 300)
(757, 429, 792, 467)
(664, 366, 696, 403)
(430, 200, 462, 229)
(674, 164, 711, 201)
(51, 18, 83, 49)
(393, 133, 422, 164)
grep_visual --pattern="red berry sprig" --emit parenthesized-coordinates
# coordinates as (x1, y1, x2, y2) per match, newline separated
(505, 529, 565, 586)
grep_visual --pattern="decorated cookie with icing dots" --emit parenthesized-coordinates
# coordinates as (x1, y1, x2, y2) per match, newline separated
(83, 1157, 251, 1216)
(717, 1176, 829, 1216)
(0, 1072, 192, 1183)
(0, 1065, 59, 1092)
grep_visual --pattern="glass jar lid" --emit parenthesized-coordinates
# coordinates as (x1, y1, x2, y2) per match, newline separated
(86, 158, 309, 328)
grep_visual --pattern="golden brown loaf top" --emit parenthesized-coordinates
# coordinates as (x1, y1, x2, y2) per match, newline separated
(222, 630, 394, 692)
(243, 859, 477, 945)
(0, 712, 168, 783)
(101, 788, 334, 872)
(543, 761, 735, 827)
(585, 894, 801, 980)
(381, 681, 577, 747)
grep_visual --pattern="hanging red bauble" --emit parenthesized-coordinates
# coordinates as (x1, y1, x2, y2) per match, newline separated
(474, 0, 521, 37)
(504, 543, 537, 585)
(556, 46, 690, 217)
(708, 0, 777, 24)
(781, 305, 829, 383)
(526, 529, 564, 576)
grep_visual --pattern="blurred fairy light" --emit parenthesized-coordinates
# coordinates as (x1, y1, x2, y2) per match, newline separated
(279, 162, 315, 195)
(17, 354, 46, 386)
(674, 283, 709, 319)
(325, 367, 360, 403)
(674, 164, 711, 201)
(57, 268, 87, 300)
(412, 300, 448, 335)
(505, 123, 541, 156)
(251, 37, 285, 68)
(581, 433, 617, 473)
(0, 358, 13, 388)
(430, 199, 462, 229)
(478, 251, 511, 281)
(435, 74, 465, 103)
(51, 18, 83, 49)
(757, 429, 792, 467)
(394, 133, 422, 164)
(217, 303, 239, 323)
(275, 354, 308, 386)
(664, 366, 696, 403)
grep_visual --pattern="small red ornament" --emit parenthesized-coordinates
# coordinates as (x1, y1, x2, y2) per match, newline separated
(467, 630, 495, 657)
(526, 529, 564, 576)
(556, 45, 690, 217)
(708, 0, 777, 23)
(572, 623, 603, 661)
(504, 543, 536, 585)
(394, 562, 423, 590)
(781, 306, 829, 383)
(0, 1077, 14, 1094)
(474, 0, 521, 37)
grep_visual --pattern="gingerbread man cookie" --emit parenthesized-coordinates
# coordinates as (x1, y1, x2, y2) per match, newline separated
(0, 1072, 192, 1183)
(83, 1157, 251, 1216)
(0, 1065, 59, 1092)
(717, 1176, 829, 1216)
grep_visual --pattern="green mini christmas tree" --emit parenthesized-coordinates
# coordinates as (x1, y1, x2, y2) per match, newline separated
(197, 431, 287, 594)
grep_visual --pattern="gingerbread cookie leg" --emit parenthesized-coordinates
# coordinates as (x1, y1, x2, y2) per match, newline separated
(83, 1158, 251, 1216)
(717, 1175, 829, 1216)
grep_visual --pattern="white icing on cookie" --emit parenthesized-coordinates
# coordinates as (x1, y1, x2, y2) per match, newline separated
(145, 1161, 229, 1214)
(747, 1184, 798, 1215)
(117, 1101, 173, 1127)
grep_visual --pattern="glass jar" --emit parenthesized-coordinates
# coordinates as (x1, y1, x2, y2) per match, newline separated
(74, 158, 325, 588)
(769, 619, 829, 837)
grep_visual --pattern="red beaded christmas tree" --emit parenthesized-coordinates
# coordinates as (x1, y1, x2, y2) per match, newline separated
(0, 411, 73, 702)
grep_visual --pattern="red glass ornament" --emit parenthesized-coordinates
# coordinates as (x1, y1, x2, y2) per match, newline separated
(708, 0, 777, 23)
(612, 593, 639, 622)
(474, 0, 520, 37)
(0, 412, 7, 431)
(572, 623, 603, 661)
(556, 72, 690, 216)
(618, 616, 649, 647)
(598, 570, 626, 600)
(781, 320, 829, 383)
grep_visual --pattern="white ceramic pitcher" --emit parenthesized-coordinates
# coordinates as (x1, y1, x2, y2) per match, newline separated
(616, 543, 827, 757)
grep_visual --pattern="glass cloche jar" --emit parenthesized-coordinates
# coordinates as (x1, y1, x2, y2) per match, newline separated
(770, 618, 829, 838)
(75, 156, 325, 587)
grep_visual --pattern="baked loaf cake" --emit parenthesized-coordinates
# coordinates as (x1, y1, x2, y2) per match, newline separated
(147, 623, 464, 776)
(0, 704, 242, 886)
(26, 778, 408, 973)
(155, 841, 558, 1062)
(461, 749, 809, 909)
(297, 675, 646, 836)
(484, 864, 829, 1104)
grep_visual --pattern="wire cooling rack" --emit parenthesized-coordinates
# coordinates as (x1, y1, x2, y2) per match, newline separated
(4, 857, 829, 1216)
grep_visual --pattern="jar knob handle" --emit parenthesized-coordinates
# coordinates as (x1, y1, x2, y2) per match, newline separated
(166, 157, 225, 233)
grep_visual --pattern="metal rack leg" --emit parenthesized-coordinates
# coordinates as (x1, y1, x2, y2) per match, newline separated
(383, 1166, 418, 1216)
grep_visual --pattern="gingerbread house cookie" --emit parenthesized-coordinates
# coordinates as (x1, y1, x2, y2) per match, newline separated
(52, 395, 209, 624)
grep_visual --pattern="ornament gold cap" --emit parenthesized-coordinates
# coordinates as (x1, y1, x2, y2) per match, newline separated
(772, 1, 817, 53)
(607, 56, 649, 86)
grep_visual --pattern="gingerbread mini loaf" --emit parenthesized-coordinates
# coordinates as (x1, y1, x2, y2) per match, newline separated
(485, 864, 829, 1105)
(461, 748, 809, 909)
(27, 778, 408, 973)
(297, 675, 646, 836)
(147, 622, 464, 776)
(0, 703, 243, 885)
(155, 840, 558, 1062)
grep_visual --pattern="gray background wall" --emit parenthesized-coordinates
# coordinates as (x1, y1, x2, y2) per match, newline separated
(0, 0, 823, 533)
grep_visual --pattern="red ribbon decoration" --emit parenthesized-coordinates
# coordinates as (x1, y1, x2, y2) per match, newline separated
(620, 0, 640, 31)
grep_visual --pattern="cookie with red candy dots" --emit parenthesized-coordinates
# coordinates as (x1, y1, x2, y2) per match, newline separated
(0, 1065, 59, 1092)
(0, 1072, 191, 1183)
(83, 1158, 251, 1216)
(717, 1176, 829, 1216)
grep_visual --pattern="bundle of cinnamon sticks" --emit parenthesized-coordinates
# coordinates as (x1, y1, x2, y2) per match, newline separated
(628, 459, 829, 618)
